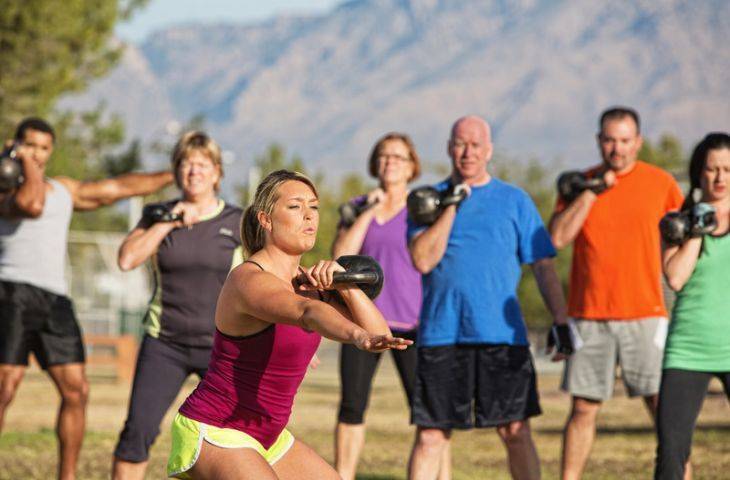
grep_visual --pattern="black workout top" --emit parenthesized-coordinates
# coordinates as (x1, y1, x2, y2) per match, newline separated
(143, 200, 243, 347)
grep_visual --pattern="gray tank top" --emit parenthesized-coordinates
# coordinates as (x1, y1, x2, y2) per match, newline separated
(0, 178, 73, 295)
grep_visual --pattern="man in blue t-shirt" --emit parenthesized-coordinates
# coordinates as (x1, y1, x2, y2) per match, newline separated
(406, 115, 570, 480)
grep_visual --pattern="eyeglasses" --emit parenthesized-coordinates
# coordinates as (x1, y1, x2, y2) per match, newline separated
(180, 159, 215, 170)
(377, 153, 410, 163)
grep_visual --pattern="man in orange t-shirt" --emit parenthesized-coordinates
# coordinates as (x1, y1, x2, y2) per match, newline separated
(548, 107, 683, 480)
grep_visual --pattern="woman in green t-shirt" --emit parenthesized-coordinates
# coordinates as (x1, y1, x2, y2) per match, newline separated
(655, 132, 730, 479)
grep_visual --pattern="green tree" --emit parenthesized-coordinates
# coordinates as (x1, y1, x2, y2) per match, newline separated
(312, 172, 372, 265)
(237, 144, 371, 265)
(237, 143, 307, 206)
(45, 106, 126, 180)
(0, 0, 149, 136)
(640, 133, 685, 176)
(103, 139, 142, 177)
(0, 0, 154, 230)
(44, 106, 143, 231)
(149, 113, 207, 158)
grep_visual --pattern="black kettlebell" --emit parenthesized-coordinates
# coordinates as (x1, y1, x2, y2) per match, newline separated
(660, 203, 718, 246)
(333, 255, 384, 300)
(557, 170, 608, 203)
(0, 144, 23, 192)
(407, 184, 468, 226)
(338, 199, 378, 228)
(142, 204, 183, 223)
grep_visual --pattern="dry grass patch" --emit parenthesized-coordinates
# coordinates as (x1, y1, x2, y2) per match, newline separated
(1, 341, 728, 479)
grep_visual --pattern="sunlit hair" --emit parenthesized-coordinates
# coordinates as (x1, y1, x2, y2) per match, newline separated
(367, 132, 421, 182)
(599, 106, 641, 135)
(682, 132, 730, 210)
(171, 131, 223, 190)
(241, 170, 319, 256)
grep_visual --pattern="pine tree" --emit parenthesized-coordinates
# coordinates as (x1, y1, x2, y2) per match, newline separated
(0, 0, 148, 136)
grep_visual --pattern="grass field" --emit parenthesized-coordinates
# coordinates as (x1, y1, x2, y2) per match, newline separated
(1, 340, 729, 479)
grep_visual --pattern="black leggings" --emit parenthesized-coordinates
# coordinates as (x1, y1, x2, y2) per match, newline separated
(654, 368, 730, 479)
(338, 329, 417, 424)
(114, 335, 210, 462)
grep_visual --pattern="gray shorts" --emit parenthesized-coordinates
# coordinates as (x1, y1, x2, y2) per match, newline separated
(561, 317, 668, 401)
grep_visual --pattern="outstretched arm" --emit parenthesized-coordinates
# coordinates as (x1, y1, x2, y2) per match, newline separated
(297, 260, 391, 336)
(54, 171, 174, 211)
(219, 266, 408, 352)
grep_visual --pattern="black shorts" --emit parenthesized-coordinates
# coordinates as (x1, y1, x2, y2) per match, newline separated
(0, 280, 85, 369)
(411, 344, 541, 429)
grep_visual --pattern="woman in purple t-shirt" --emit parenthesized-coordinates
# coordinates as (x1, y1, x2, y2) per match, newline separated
(332, 133, 450, 479)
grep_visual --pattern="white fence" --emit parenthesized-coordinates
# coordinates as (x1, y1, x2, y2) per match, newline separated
(66, 230, 151, 336)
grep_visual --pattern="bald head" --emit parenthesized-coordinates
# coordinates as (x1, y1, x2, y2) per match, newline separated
(450, 115, 491, 144)
(447, 115, 493, 185)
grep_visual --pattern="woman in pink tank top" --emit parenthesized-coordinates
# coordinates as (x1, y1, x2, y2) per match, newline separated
(167, 170, 412, 480)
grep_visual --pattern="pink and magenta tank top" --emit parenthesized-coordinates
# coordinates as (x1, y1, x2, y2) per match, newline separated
(179, 322, 321, 448)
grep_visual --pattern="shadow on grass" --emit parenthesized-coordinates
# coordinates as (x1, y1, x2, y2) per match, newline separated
(537, 423, 730, 436)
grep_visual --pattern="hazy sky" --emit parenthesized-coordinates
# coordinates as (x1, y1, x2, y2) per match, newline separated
(116, 0, 342, 43)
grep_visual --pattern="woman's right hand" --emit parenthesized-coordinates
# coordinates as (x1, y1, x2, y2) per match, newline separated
(170, 201, 199, 228)
(354, 331, 413, 353)
(366, 187, 386, 206)
(297, 260, 346, 291)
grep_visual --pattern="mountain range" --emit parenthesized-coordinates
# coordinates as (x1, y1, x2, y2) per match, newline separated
(62, 0, 730, 187)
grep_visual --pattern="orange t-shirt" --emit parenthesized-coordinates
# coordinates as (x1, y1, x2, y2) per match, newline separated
(555, 161, 683, 319)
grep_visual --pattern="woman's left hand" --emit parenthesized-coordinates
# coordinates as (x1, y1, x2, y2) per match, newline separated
(355, 332, 414, 353)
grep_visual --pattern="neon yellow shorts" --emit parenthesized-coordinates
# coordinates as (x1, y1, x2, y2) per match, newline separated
(167, 413, 295, 479)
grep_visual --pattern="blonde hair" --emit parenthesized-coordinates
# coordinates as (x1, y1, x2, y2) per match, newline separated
(241, 170, 318, 256)
(171, 131, 223, 190)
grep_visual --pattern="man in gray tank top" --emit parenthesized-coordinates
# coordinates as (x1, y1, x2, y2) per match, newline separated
(0, 118, 174, 480)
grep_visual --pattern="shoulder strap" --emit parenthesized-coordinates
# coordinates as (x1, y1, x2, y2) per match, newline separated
(244, 260, 265, 271)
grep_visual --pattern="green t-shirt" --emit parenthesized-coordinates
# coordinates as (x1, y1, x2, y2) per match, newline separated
(664, 233, 730, 371)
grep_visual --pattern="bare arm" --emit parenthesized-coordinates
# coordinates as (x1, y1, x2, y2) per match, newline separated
(297, 261, 391, 336)
(0, 155, 46, 218)
(328, 288, 393, 336)
(117, 223, 175, 271)
(408, 205, 457, 273)
(547, 191, 597, 249)
(662, 238, 702, 292)
(220, 267, 400, 351)
(117, 201, 201, 270)
(530, 257, 568, 326)
(55, 171, 174, 211)
(331, 207, 377, 257)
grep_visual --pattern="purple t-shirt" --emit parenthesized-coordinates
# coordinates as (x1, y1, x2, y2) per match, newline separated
(346, 196, 421, 332)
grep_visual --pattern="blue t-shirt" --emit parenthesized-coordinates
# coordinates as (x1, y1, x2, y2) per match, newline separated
(407, 178, 555, 347)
